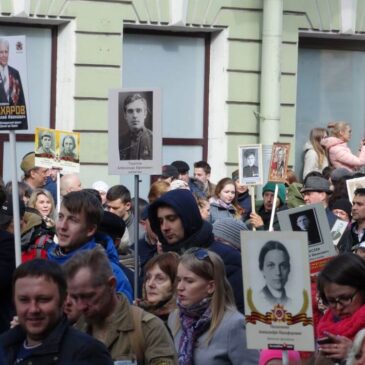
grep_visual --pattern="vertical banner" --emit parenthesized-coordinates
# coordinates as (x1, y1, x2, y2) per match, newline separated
(108, 88, 162, 175)
(0, 36, 28, 130)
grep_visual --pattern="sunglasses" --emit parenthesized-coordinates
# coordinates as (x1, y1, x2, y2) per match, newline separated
(188, 247, 210, 260)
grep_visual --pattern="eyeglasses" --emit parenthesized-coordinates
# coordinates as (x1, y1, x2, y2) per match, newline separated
(189, 247, 209, 261)
(326, 290, 358, 308)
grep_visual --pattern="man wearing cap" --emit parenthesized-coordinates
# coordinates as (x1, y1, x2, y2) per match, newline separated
(148, 188, 245, 313)
(92, 180, 109, 208)
(21, 152, 48, 191)
(171, 160, 205, 197)
(249, 182, 287, 231)
(338, 188, 365, 253)
(0, 194, 25, 333)
(36, 130, 55, 158)
(159, 164, 179, 183)
(300, 175, 337, 228)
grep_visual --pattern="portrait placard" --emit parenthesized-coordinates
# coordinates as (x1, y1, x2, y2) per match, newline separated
(35, 128, 80, 173)
(346, 176, 365, 203)
(331, 219, 348, 246)
(241, 231, 314, 351)
(0, 36, 29, 130)
(268, 143, 290, 183)
(108, 88, 162, 175)
(277, 203, 336, 274)
(238, 144, 263, 185)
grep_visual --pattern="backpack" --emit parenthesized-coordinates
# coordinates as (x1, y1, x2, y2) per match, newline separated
(21, 224, 54, 262)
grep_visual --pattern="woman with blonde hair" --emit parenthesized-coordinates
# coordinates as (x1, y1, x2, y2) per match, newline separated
(321, 121, 365, 171)
(27, 188, 56, 229)
(168, 248, 258, 365)
(303, 127, 329, 179)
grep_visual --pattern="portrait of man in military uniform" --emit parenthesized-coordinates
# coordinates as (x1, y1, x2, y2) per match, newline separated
(35, 129, 56, 158)
(242, 149, 259, 178)
(119, 92, 153, 161)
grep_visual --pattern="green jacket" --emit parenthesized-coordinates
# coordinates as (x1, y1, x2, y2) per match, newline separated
(76, 294, 177, 365)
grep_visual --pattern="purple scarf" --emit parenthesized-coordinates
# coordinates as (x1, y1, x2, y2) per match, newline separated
(178, 297, 212, 365)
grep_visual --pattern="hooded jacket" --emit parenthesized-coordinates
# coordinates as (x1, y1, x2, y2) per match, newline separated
(303, 141, 329, 179)
(321, 136, 365, 171)
(148, 189, 244, 313)
(48, 233, 133, 302)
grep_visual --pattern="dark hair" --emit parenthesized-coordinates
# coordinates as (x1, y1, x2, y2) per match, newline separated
(244, 149, 255, 158)
(354, 188, 365, 197)
(106, 185, 131, 203)
(123, 93, 147, 112)
(258, 241, 290, 271)
(83, 188, 102, 203)
(194, 161, 211, 174)
(13, 259, 67, 303)
(143, 252, 180, 290)
(62, 135, 76, 148)
(62, 190, 103, 228)
(317, 253, 365, 305)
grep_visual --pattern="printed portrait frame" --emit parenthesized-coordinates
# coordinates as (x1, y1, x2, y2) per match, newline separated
(346, 176, 365, 203)
(268, 143, 290, 183)
(277, 203, 336, 274)
(238, 144, 263, 185)
(241, 231, 314, 351)
(108, 88, 162, 175)
(35, 127, 80, 173)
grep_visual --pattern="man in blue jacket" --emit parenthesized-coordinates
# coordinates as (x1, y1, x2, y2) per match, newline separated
(148, 189, 245, 313)
(47, 190, 133, 302)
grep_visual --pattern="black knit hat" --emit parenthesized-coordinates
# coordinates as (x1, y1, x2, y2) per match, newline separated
(99, 211, 126, 239)
(171, 160, 190, 173)
(332, 199, 352, 219)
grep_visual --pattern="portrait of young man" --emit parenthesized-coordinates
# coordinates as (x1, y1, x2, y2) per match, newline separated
(118, 92, 153, 161)
(289, 210, 321, 245)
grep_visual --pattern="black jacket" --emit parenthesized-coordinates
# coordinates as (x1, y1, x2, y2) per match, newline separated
(0, 230, 16, 334)
(148, 189, 245, 313)
(0, 316, 113, 365)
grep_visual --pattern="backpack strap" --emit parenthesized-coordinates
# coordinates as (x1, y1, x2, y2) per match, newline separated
(128, 305, 155, 362)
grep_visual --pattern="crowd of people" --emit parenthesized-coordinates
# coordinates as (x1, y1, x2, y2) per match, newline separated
(1, 120, 365, 364)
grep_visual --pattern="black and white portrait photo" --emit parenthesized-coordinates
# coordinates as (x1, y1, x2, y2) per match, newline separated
(242, 149, 259, 178)
(257, 240, 292, 308)
(238, 144, 263, 185)
(119, 91, 153, 161)
(289, 209, 322, 245)
(59, 134, 79, 163)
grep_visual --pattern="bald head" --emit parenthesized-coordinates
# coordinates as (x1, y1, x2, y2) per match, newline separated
(60, 174, 82, 197)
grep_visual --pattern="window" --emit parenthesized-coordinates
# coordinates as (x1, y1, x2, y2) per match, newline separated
(121, 30, 209, 198)
(296, 37, 365, 179)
